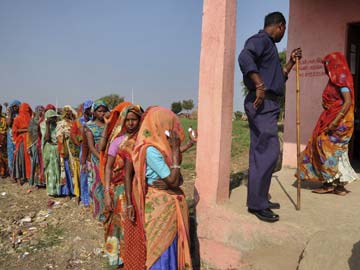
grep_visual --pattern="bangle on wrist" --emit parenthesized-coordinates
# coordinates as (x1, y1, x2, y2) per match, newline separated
(170, 165, 181, 169)
(339, 112, 345, 116)
(104, 187, 111, 192)
(127, 204, 134, 208)
(255, 82, 264, 89)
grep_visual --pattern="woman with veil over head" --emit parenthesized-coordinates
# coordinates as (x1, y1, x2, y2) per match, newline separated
(299, 52, 358, 195)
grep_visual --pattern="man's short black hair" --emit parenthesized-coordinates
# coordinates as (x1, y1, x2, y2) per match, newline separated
(264, 12, 286, 28)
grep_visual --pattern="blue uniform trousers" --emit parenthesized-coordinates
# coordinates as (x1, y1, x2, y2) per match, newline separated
(244, 92, 280, 210)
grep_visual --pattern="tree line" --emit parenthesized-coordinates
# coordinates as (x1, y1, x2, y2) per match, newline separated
(171, 99, 194, 114)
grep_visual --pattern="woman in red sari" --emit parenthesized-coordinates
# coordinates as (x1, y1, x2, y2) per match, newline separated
(299, 52, 357, 195)
(12, 103, 33, 184)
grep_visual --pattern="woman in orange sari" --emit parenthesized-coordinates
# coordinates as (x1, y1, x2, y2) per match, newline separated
(299, 52, 357, 195)
(127, 106, 192, 270)
(12, 103, 33, 184)
(99, 102, 142, 268)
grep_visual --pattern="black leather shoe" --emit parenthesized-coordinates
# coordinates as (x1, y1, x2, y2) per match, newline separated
(268, 201, 280, 209)
(248, 208, 279, 222)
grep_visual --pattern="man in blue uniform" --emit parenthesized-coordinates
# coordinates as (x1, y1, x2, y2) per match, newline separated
(238, 11, 302, 222)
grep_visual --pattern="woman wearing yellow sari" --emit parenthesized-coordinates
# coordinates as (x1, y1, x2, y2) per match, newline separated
(127, 106, 192, 270)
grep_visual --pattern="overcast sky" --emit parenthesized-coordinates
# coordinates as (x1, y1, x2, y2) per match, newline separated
(0, 0, 288, 111)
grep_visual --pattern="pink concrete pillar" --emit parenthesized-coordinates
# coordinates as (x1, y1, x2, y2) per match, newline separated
(195, 0, 237, 205)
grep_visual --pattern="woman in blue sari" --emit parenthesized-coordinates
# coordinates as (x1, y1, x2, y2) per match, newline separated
(85, 100, 109, 220)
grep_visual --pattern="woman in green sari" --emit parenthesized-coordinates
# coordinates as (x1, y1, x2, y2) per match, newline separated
(41, 110, 61, 196)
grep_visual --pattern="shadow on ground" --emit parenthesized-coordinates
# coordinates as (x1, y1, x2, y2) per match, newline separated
(348, 241, 360, 269)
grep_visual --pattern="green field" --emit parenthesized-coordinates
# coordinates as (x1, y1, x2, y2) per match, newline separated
(180, 118, 250, 179)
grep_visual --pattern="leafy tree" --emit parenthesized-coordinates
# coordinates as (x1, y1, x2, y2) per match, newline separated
(171, 101, 182, 114)
(182, 99, 194, 113)
(99, 94, 124, 110)
(234, 111, 243, 120)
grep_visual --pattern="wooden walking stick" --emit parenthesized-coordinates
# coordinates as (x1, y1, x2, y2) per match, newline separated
(296, 57, 301, 211)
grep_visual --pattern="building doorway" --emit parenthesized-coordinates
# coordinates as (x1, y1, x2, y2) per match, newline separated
(347, 23, 360, 161)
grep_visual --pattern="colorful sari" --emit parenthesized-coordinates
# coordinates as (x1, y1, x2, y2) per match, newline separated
(41, 110, 61, 196)
(12, 103, 32, 181)
(27, 105, 45, 186)
(87, 100, 108, 221)
(38, 104, 57, 183)
(0, 113, 8, 177)
(56, 115, 75, 196)
(131, 106, 192, 270)
(69, 117, 83, 198)
(7, 99, 21, 175)
(299, 52, 357, 184)
(100, 102, 141, 267)
(71, 99, 93, 206)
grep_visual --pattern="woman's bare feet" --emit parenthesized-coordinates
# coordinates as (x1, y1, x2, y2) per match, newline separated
(312, 182, 334, 194)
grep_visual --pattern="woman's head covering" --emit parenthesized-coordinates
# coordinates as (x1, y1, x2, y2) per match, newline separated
(91, 100, 109, 113)
(28, 105, 44, 144)
(108, 104, 143, 142)
(10, 100, 21, 107)
(323, 52, 354, 91)
(18, 103, 33, 119)
(134, 106, 184, 164)
(83, 100, 94, 111)
(62, 105, 77, 119)
(99, 101, 143, 183)
(35, 105, 45, 112)
(131, 106, 184, 225)
(33, 105, 45, 120)
(45, 109, 59, 120)
(313, 52, 355, 135)
(12, 103, 33, 142)
(45, 104, 56, 112)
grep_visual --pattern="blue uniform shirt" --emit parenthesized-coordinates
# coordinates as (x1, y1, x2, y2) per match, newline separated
(238, 30, 286, 96)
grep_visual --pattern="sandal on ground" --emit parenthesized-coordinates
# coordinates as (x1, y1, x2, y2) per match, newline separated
(333, 185, 350, 196)
(312, 183, 334, 194)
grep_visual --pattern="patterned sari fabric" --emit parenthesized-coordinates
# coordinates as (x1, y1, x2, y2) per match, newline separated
(38, 104, 56, 182)
(87, 100, 108, 221)
(56, 116, 75, 196)
(131, 106, 192, 270)
(299, 52, 357, 183)
(12, 103, 33, 180)
(87, 120, 104, 219)
(71, 100, 93, 206)
(0, 114, 8, 177)
(41, 110, 61, 196)
(69, 118, 83, 197)
(100, 103, 141, 267)
(27, 106, 45, 186)
(7, 100, 21, 175)
(99, 101, 132, 183)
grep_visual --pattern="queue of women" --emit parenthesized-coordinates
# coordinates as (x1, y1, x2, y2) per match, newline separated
(0, 99, 196, 269)
(0, 51, 357, 269)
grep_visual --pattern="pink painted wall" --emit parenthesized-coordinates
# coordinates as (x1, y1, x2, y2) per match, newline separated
(195, 0, 237, 204)
(283, 0, 360, 167)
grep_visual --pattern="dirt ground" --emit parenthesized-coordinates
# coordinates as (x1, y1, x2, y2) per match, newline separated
(0, 179, 106, 270)
(0, 141, 250, 270)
